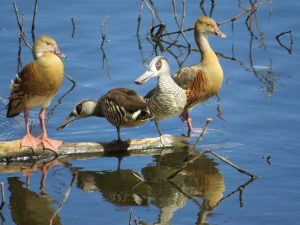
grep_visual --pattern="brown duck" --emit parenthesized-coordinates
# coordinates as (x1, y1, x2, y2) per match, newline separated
(7, 35, 65, 152)
(173, 16, 226, 137)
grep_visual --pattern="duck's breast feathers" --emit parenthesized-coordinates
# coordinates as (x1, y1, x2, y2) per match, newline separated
(11, 54, 64, 97)
(32, 53, 64, 94)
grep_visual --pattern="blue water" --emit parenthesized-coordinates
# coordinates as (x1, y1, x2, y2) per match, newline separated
(0, 0, 300, 224)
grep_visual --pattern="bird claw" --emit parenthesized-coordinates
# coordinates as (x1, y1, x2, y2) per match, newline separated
(21, 134, 42, 152)
(37, 135, 62, 153)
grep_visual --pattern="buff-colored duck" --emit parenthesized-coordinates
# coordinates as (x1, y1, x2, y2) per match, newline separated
(7, 35, 65, 152)
(56, 88, 152, 142)
(173, 16, 226, 137)
(135, 56, 187, 143)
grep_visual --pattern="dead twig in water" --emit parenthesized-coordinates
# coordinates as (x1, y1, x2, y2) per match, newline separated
(12, 1, 33, 49)
(31, 0, 38, 42)
(130, 170, 145, 182)
(275, 30, 293, 54)
(129, 209, 133, 225)
(199, 0, 215, 17)
(46, 76, 76, 121)
(100, 16, 112, 79)
(100, 16, 110, 48)
(134, 217, 139, 225)
(71, 17, 76, 38)
(49, 172, 78, 225)
(169, 0, 191, 49)
(167, 118, 213, 180)
(167, 146, 256, 180)
(218, 0, 270, 26)
(204, 148, 257, 178)
(0, 182, 5, 212)
(215, 177, 256, 208)
(64, 72, 77, 86)
(166, 150, 209, 180)
(193, 118, 213, 148)
(17, 17, 24, 72)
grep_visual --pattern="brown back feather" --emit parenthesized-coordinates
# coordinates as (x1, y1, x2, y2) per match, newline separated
(103, 88, 148, 112)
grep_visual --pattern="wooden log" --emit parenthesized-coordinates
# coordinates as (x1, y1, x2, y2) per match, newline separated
(0, 135, 188, 163)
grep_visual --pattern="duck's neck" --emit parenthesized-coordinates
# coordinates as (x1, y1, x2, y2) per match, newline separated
(90, 100, 103, 117)
(157, 72, 176, 88)
(194, 30, 219, 65)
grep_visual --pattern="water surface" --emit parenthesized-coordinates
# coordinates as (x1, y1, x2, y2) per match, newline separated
(0, 0, 299, 224)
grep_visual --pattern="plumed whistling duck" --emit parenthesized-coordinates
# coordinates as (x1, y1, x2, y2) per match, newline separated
(135, 56, 187, 144)
(173, 16, 226, 137)
(7, 35, 65, 153)
(56, 88, 152, 142)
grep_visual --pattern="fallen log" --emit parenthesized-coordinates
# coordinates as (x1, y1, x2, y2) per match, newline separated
(0, 135, 188, 163)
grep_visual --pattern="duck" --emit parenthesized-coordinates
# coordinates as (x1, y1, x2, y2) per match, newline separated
(56, 88, 152, 142)
(135, 56, 187, 143)
(173, 16, 226, 137)
(7, 35, 65, 153)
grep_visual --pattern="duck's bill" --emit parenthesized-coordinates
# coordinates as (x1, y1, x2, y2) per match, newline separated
(56, 115, 76, 130)
(135, 70, 155, 85)
(52, 48, 66, 59)
(214, 28, 226, 39)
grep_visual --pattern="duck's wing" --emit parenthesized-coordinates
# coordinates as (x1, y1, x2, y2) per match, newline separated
(104, 88, 148, 112)
(7, 64, 36, 118)
(173, 65, 212, 108)
(173, 65, 205, 89)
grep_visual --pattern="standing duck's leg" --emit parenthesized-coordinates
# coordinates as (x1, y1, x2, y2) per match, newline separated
(20, 109, 41, 151)
(155, 121, 172, 146)
(116, 127, 122, 142)
(180, 110, 193, 137)
(38, 107, 62, 153)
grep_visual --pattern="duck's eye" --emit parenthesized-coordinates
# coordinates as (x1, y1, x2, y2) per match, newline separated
(76, 104, 82, 114)
(155, 60, 162, 70)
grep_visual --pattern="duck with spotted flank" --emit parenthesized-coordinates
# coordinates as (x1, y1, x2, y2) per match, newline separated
(56, 88, 152, 142)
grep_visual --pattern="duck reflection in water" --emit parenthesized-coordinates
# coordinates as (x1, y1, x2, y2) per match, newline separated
(8, 176, 62, 225)
(76, 149, 224, 225)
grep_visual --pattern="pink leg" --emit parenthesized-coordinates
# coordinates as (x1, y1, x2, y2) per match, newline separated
(180, 110, 193, 137)
(20, 109, 41, 151)
(38, 108, 62, 153)
(186, 113, 193, 138)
